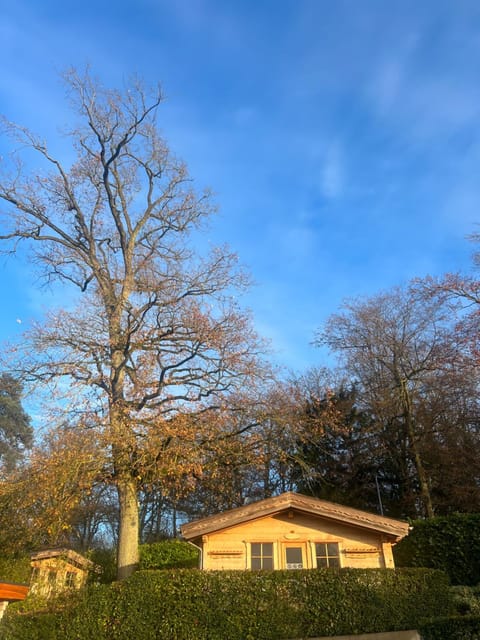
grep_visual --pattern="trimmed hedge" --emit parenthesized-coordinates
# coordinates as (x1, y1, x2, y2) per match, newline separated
(139, 540, 199, 570)
(394, 513, 480, 585)
(451, 586, 480, 617)
(2, 567, 452, 640)
(420, 615, 480, 639)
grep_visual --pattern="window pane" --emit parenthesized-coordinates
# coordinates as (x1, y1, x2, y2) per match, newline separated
(286, 548, 302, 564)
(251, 542, 273, 570)
(316, 542, 340, 569)
(66, 572, 76, 587)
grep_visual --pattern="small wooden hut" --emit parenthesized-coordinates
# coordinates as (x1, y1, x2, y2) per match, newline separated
(30, 549, 95, 597)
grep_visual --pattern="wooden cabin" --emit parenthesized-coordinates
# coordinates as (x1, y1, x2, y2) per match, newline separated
(181, 492, 409, 571)
(30, 549, 95, 597)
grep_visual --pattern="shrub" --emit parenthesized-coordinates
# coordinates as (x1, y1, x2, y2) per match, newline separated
(420, 615, 480, 639)
(1, 611, 63, 640)
(0, 554, 31, 584)
(139, 540, 199, 570)
(82, 540, 199, 584)
(451, 586, 480, 617)
(394, 513, 480, 585)
(87, 547, 117, 584)
(1, 567, 452, 640)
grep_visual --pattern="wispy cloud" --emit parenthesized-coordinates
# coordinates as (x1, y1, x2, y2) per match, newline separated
(321, 141, 344, 199)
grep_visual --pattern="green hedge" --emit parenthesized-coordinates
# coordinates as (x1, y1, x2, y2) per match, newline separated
(86, 541, 199, 584)
(1, 568, 452, 640)
(139, 540, 199, 570)
(420, 616, 480, 639)
(0, 554, 31, 584)
(394, 513, 480, 585)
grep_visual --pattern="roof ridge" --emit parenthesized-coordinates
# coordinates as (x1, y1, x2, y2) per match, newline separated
(181, 492, 409, 541)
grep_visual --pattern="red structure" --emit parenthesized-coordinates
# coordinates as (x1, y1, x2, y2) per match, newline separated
(0, 582, 29, 619)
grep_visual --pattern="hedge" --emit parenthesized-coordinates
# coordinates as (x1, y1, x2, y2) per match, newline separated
(1, 567, 452, 640)
(420, 616, 480, 639)
(139, 540, 199, 570)
(0, 554, 31, 584)
(394, 513, 480, 585)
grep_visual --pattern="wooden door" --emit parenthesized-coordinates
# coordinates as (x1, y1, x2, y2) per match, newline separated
(282, 542, 308, 569)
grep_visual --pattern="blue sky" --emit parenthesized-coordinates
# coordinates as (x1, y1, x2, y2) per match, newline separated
(1, 0, 480, 373)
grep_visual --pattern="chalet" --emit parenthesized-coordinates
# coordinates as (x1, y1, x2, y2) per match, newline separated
(30, 549, 96, 597)
(181, 492, 409, 571)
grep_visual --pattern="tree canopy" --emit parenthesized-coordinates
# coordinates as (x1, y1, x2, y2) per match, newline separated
(0, 69, 268, 578)
(0, 373, 32, 473)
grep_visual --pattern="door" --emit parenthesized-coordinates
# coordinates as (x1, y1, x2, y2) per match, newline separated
(282, 542, 307, 569)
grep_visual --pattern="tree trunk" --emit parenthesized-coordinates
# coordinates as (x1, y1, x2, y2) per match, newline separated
(116, 477, 139, 580)
(400, 378, 434, 518)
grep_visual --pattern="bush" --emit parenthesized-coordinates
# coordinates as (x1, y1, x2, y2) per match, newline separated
(1, 611, 63, 640)
(139, 540, 199, 570)
(1, 567, 452, 640)
(394, 513, 480, 585)
(83, 540, 199, 584)
(451, 586, 480, 617)
(0, 554, 31, 584)
(87, 547, 117, 584)
(420, 615, 480, 639)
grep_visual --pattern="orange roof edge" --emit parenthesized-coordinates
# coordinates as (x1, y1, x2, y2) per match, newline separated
(181, 491, 409, 542)
(0, 582, 29, 602)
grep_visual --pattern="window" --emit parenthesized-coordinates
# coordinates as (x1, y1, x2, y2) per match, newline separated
(251, 543, 273, 570)
(315, 542, 340, 568)
(65, 571, 77, 588)
(285, 545, 304, 569)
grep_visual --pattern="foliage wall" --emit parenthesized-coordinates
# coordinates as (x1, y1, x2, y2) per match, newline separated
(394, 513, 480, 585)
(139, 540, 199, 570)
(0, 555, 31, 584)
(2, 568, 451, 640)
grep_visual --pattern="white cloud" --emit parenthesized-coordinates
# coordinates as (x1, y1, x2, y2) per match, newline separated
(321, 141, 344, 199)
(368, 32, 419, 116)
(368, 33, 480, 141)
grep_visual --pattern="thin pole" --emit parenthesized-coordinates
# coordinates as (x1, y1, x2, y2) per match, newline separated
(375, 474, 384, 516)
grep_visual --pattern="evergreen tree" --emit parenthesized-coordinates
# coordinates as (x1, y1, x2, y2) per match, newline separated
(0, 373, 32, 472)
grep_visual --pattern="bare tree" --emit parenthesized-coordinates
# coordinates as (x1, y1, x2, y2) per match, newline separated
(316, 286, 457, 518)
(0, 69, 267, 578)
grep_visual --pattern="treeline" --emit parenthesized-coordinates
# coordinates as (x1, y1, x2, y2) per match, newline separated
(1, 70, 480, 572)
(2, 265, 480, 553)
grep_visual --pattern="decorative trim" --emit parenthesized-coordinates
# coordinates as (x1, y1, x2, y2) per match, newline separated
(181, 492, 409, 542)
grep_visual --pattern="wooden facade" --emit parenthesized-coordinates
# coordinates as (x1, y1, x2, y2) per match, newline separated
(181, 492, 409, 571)
(30, 549, 95, 597)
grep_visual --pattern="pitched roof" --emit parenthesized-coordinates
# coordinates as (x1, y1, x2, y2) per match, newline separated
(181, 492, 409, 542)
(30, 548, 95, 570)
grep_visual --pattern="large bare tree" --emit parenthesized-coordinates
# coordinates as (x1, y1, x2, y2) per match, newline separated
(316, 286, 457, 518)
(0, 69, 267, 578)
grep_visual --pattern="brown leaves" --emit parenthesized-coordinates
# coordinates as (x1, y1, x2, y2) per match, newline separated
(0, 424, 104, 550)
